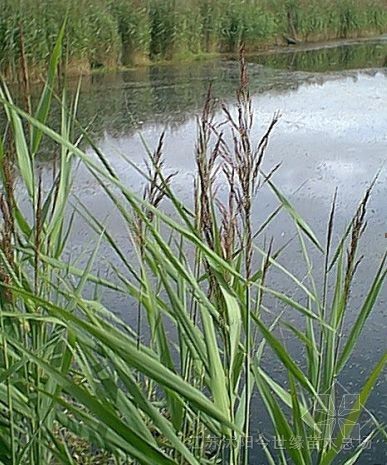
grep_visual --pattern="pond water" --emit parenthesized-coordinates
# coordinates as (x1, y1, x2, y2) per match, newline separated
(37, 36, 387, 463)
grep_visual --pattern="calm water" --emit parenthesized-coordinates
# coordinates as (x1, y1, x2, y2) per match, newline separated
(33, 37, 387, 463)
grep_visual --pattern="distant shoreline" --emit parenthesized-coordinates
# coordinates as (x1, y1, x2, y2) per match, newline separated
(7, 32, 387, 86)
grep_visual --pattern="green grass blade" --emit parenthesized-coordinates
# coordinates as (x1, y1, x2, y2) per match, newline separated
(31, 21, 65, 156)
(320, 353, 387, 465)
(336, 254, 387, 374)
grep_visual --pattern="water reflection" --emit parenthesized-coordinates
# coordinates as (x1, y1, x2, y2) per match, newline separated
(250, 36, 387, 72)
(66, 36, 387, 138)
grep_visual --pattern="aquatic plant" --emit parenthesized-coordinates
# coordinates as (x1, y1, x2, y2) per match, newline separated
(0, 0, 386, 79)
(0, 34, 386, 465)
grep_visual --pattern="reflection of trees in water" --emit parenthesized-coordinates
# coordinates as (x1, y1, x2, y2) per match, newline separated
(74, 42, 386, 137)
(253, 41, 387, 72)
(7, 42, 387, 147)
(74, 66, 386, 142)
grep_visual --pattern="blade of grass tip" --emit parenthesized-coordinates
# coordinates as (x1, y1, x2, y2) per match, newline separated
(323, 188, 338, 308)
(17, 246, 123, 293)
(339, 430, 376, 465)
(327, 220, 352, 274)
(255, 310, 283, 364)
(54, 208, 76, 259)
(235, 367, 254, 433)
(69, 77, 82, 136)
(328, 174, 379, 273)
(280, 319, 320, 360)
(39, 168, 60, 221)
(251, 180, 308, 243)
(65, 229, 104, 312)
(266, 177, 323, 252)
(367, 411, 387, 441)
(259, 435, 277, 465)
(259, 285, 333, 330)
(252, 313, 327, 411)
(72, 198, 140, 282)
(79, 122, 117, 179)
(254, 244, 317, 303)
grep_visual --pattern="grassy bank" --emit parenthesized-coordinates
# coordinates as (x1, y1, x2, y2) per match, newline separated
(1, 0, 386, 80)
(0, 33, 386, 465)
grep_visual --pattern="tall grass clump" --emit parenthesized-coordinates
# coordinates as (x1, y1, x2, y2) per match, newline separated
(0, 0, 121, 80)
(218, 1, 279, 52)
(1, 0, 387, 78)
(148, 0, 178, 59)
(269, 0, 387, 41)
(0, 35, 386, 465)
(110, 0, 151, 65)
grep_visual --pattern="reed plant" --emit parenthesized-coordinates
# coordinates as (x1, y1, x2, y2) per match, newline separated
(0, 0, 386, 79)
(0, 34, 386, 465)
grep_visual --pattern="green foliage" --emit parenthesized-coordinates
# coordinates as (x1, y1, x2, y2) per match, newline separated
(0, 34, 386, 464)
(219, 1, 279, 51)
(0, 0, 386, 77)
(266, 0, 387, 40)
(110, 0, 151, 65)
(149, 0, 177, 58)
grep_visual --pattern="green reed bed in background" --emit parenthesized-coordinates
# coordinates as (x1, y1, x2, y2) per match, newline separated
(0, 0, 386, 79)
(0, 32, 386, 465)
